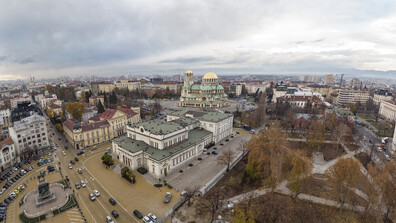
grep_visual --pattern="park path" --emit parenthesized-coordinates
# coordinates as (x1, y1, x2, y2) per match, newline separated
(224, 180, 365, 213)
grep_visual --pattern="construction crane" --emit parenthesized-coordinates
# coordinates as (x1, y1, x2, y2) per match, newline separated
(340, 74, 344, 87)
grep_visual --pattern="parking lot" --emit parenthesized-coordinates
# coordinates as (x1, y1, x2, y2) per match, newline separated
(83, 148, 181, 221)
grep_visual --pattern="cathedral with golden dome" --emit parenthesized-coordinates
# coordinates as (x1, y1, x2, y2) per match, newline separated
(179, 70, 230, 108)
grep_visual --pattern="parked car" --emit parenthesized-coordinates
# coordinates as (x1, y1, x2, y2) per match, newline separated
(81, 180, 86, 187)
(164, 192, 172, 203)
(77, 151, 84, 155)
(385, 154, 391, 161)
(148, 213, 157, 222)
(74, 157, 79, 162)
(75, 183, 81, 189)
(143, 216, 154, 223)
(68, 164, 72, 169)
(133, 210, 143, 219)
(111, 210, 119, 218)
(70, 160, 75, 164)
(377, 147, 382, 152)
(0, 188, 5, 195)
(109, 198, 116, 205)
(106, 216, 114, 223)
(89, 193, 96, 201)
(211, 151, 218, 155)
(77, 168, 82, 174)
(93, 190, 100, 197)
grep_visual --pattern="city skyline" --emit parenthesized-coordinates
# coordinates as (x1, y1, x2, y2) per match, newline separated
(1, 0, 396, 80)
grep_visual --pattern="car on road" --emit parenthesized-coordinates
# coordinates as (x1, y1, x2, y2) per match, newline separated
(143, 216, 154, 223)
(77, 168, 82, 174)
(75, 183, 81, 189)
(77, 151, 84, 155)
(93, 190, 100, 196)
(68, 164, 72, 169)
(385, 154, 391, 161)
(148, 213, 157, 221)
(89, 193, 96, 201)
(377, 147, 382, 152)
(211, 151, 218, 155)
(109, 198, 116, 205)
(70, 160, 75, 164)
(164, 192, 172, 203)
(133, 210, 143, 219)
(74, 157, 79, 162)
(105, 216, 114, 223)
(62, 151, 66, 156)
(111, 210, 119, 218)
(80, 180, 86, 187)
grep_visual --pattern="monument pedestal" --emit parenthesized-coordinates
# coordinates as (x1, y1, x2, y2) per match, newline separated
(35, 178, 57, 207)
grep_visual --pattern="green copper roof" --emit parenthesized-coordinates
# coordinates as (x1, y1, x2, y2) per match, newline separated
(201, 85, 212, 91)
(214, 95, 220, 99)
(183, 84, 190, 88)
(216, 85, 224, 90)
(112, 128, 212, 161)
(191, 84, 200, 90)
(170, 110, 233, 123)
(129, 119, 185, 135)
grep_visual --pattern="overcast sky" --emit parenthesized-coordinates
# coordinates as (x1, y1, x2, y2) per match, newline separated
(1, 0, 396, 80)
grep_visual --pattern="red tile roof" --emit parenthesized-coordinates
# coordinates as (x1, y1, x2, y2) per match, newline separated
(63, 119, 109, 132)
(100, 109, 117, 119)
(49, 103, 61, 109)
(0, 138, 13, 147)
(118, 107, 137, 118)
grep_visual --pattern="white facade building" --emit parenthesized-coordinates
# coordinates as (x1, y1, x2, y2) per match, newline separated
(0, 106, 11, 127)
(9, 114, 49, 159)
(336, 89, 370, 106)
(379, 100, 396, 120)
(0, 138, 17, 172)
(112, 110, 233, 179)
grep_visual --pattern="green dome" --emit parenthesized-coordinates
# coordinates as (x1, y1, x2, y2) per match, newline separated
(216, 85, 224, 90)
(191, 84, 201, 90)
(201, 85, 213, 91)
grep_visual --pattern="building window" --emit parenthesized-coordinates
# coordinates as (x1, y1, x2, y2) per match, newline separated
(152, 165, 155, 173)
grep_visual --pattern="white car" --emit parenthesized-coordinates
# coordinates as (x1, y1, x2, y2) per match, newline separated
(0, 188, 5, 195)
(106, 216, 114, 223)
(81, 180, 86, 187)
(148, 213, 157, 221)
(93, 189, 100, 197)
(143, 216, 154, 223)
(385, 154, 391, 161)
(68, 164, 72, 169)
(377, 147, 382, 152)
(89, 193, 96, 201)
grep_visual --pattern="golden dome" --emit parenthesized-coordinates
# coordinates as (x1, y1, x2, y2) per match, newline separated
(185, 70, 193, 74)
(202, 72, 218, 79)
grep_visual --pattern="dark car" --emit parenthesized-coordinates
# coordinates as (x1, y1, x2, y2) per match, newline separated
(77, 151, 84, 155)
(111, 210, 119, 218)
(109, 198, 116, 205)
(70, 160, 75, 164)
(0, 202, 7, 207)
(3, 198, 10, 204)
(212, 151, 218, 155)
(58, 138, 61, 141)
(74, 157, 79, 162)
(133, 210, 143, 219)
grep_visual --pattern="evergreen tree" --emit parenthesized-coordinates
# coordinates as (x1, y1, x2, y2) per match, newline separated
(109, 90, 117, 105)
(97, 100, 105, 113)
(103, 92, 108, 108)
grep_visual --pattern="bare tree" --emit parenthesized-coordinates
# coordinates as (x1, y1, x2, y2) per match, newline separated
(195, 190, 223, 222)
(217, 148, 236, 172)
(333, 123, 352, 149)
(183, 186, 200, 207)
(238, 139, 248, 155)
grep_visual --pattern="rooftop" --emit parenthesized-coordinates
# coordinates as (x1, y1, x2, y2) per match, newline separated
(170, 110, 233, 123)
(113, 128, 212, 161)
(129, 119, 185, 135)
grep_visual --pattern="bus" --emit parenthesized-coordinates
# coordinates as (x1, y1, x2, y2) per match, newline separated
(355, 120, 361, 125)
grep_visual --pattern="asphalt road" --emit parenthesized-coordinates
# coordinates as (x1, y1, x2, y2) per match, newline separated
(354, 124, 393, 163)
(47, 120, 139, 223)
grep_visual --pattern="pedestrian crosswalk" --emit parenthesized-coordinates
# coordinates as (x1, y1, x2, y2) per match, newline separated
(67, 207, 85, 222)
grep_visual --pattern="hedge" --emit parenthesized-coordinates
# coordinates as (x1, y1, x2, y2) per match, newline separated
(137, 167, 148, 175)
(154, 184, 163, 188)
(20, 213, 46, 223)
(179, 170, 183, 173)
(188, 163, 193, 167)
(198, 158, 202, 161)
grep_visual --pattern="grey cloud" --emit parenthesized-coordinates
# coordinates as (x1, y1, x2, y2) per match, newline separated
(160, 56, 215, 64)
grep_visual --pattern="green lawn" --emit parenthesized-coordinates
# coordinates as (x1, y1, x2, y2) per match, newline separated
(357, 114, 373, 119)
